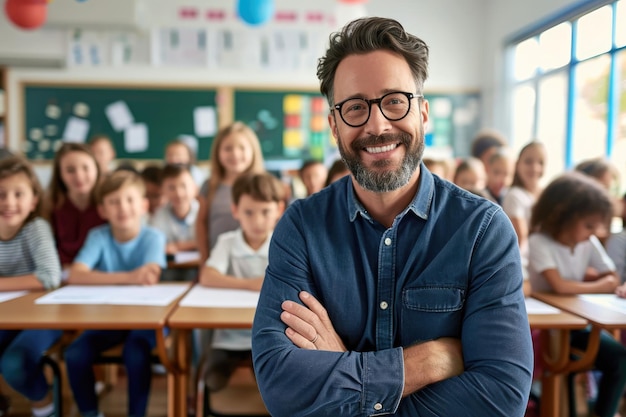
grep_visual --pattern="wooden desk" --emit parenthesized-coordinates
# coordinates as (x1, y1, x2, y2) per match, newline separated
(526, 297, 590, 417)
(0, 284, 192, 417)
(167, 287, 257, 417)
(533, 293, 626, 330)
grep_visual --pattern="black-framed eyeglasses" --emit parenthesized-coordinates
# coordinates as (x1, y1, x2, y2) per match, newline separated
(332, 91, 423, 128)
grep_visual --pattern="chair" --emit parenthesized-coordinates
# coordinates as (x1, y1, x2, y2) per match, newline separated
(195, 356, 268, 417)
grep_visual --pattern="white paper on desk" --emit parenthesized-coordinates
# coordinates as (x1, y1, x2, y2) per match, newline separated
(193, 106, 216, 137)
(0, 291, 28, 304)
(174, 250, 200, 264)
(105, 100, 134, 132)
(179, 286, 259, 308)
(35, 284, 189, 306)
(62, 116, 90, 143)
(124, 123, 148, 153)
(580, 294, 626, 315)
(525, 297, 560, 314)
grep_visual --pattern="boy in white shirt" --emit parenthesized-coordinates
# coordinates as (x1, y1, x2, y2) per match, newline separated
(149, 163, 199, 255)
(199, 172, 285, 391)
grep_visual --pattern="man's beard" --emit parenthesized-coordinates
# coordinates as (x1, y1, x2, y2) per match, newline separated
(337, 130, 424, 193)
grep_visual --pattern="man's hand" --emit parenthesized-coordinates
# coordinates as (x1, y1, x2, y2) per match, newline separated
(402, 338, 464, 397)
(281, 291, 346, 352)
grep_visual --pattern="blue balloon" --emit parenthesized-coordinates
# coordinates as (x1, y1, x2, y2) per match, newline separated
(237, 0, 274, 26)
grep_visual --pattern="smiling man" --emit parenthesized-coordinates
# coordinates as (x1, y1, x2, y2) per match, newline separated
(252, 17, 533, 417)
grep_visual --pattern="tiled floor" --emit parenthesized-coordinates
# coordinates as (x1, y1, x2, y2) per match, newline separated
(0, 365, 268, 417)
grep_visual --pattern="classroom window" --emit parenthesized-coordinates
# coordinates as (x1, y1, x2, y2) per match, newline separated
(614, 49, 626, 194)
(537, 72, 567, 179)
(572, 55, 610, 163)
(506, 0, 626, 195)
(539, 23, 571, 71)
(617, 0, 626, 47)
(513, 38, 539, 81)
(511, 83, 535, 150)
(575, 6, 612, 61)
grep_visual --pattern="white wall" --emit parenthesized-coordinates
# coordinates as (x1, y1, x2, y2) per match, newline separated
(481, 0, 578, 135)
(1, 0, 580, 152)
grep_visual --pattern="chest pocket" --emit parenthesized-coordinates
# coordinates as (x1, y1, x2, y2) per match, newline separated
(400, 286, 465, 344)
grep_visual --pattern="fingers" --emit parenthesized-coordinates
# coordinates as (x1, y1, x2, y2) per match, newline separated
(281, 302, 317, 343)
(285, 327, 317, 349)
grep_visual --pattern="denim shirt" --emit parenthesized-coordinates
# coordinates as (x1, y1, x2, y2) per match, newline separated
(252, 166, 533, 417)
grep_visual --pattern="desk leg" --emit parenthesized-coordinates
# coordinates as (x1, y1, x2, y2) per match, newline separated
(540, 371, 562, 417)
(173, 329, 190, 417)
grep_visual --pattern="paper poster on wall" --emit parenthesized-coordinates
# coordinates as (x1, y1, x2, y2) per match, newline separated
(124, 123, 148, 153)
(193, 106, 216, 137)
(45, 104, 61, 120)
(105, 100, 134, 132)
(62, 117, 90, 143)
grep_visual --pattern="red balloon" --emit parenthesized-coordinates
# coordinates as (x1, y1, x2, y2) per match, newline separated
(5, 0, 47, 30)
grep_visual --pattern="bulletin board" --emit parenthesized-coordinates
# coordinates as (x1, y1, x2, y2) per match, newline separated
(22, 84, 218, 160)
(423, 92, 481, 157)
(233, 89, 335, 164)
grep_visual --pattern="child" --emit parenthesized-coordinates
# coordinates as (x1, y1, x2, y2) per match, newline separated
(199, 172, 285, 391)
(88, 135, 116, 175)
(164, 139, 206, 188)
(324, 158, 349, 186)
(453, 157, 486, 194)
(423, 157, 450, 180)
(140, 164, 166, 218)
(64, 170, 167, 417)
(47, 143, 105, 269)
(470, 129, 507, 168)
(195, 122, 265, 264)
(528, 172, 626, 417)
(298, 160, 327, 197)
(0, 156, 62, 417)
(149, 164, 199, 282)
(149, 163, 199, 254)
(502, 141, 546, 271)
(483, 149, 513, 205)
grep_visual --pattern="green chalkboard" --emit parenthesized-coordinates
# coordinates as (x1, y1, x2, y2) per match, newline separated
(23, 84, 218, 160)
(234, 89, 335, 165)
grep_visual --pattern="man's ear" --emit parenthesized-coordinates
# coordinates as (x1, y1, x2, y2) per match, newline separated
(420, 99, 430, 131)
(328, 112, 339, 142)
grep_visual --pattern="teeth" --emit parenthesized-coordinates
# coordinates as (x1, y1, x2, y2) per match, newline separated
(365, 144, 397, 154)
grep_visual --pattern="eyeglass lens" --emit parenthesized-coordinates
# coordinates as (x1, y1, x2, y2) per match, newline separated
(340, 92, 412, 127)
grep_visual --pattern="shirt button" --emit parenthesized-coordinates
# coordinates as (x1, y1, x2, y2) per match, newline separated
(374, 403, 383, 411)
(384, 237, 392, 246)
(380, 301, 388, 310)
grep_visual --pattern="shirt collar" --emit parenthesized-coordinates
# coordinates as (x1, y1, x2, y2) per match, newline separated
(347, 162, 433, 223)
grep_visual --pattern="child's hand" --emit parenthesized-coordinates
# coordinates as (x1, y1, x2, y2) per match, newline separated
(616, 284, 626, 298)
(247, 276, 264, 292)
(166, 242, 178, 255)
(132, 264, 160, 285)
(599, 275, 620, 292)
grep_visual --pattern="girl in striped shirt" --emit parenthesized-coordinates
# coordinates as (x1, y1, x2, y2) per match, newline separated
(0, 156, 62, 417)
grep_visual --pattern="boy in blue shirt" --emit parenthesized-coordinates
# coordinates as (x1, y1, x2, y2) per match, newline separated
(65, 170, 166, 417)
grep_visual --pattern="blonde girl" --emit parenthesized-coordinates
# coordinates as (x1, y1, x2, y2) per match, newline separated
(0, 156, 62, 417)
(502, 141, 546, 271)
(195, 122, 265, 263)
(47, 143, 105, 268)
